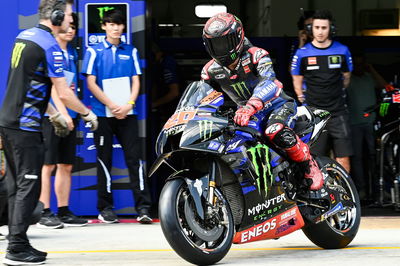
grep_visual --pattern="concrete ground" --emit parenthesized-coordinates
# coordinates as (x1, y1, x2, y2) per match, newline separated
(0, 216, 399, 266)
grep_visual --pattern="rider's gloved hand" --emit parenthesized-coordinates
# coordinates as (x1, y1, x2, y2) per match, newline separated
(234, 98, 264, 126)
(81, 110, 98, 131)
(49, 112, 70, 137)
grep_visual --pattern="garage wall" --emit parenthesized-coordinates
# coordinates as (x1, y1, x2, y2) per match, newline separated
(150, 0, 400, 37)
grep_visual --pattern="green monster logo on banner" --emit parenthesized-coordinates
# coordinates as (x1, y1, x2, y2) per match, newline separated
(247, 144, 273, 196)
(198, 120, 213, 140)
(97, 6, 115, 20)
(11, 42, 26, 69)
(230, 81, 251, 99)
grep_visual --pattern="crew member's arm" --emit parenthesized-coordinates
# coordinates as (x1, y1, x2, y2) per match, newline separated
(51, 85, 74, 130)
(112, 75, 140, 119)
(46, 102, 58, 116)
(292, 75, 306, 103)
(290, 49, 306, 102)
(51, 76, 90, 115)
(343, 47, 353, 89)
(342, 72, 351, 88)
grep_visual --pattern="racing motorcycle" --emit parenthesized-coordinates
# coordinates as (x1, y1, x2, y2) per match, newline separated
(150, 81, 361, 265)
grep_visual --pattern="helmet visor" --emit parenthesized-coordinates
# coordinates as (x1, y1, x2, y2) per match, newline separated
(204, 32, 239, 57)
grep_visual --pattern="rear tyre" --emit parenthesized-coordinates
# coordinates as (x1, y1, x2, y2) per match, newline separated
(302, 157, 361, 249)
(159, 178, 234, 265)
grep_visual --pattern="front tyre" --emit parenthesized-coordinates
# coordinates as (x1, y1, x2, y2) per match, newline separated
(159, 178, 234, 265)
(302, 157, 361, 249)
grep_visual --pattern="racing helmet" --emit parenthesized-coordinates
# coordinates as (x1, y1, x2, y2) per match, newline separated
(203, 13, 245, 67)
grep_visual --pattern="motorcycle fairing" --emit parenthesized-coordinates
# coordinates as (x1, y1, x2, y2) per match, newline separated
(180, 116, 228, 147)
(233, 205, 304, 244)
(294, 106, 330, 145)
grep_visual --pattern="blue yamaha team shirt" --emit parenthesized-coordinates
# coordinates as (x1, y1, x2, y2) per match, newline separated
(0, 24, 64, 132)
(81, 39, 142, 117)
(47, 44, 79, 118)
(291, 41, 353, 114)
(63, 45, 79, 118)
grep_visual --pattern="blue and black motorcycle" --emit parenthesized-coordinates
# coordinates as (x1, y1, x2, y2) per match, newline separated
(150, 81, 360, 265)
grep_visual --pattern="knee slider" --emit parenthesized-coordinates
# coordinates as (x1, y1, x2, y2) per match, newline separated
(265, 124, 297, 149)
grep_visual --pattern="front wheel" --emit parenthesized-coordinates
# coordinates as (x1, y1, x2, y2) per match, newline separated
(159, 178, 234, 265)
(302, 157, 361, 249)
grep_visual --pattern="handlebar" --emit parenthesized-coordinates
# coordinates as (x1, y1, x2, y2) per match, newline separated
(225, 124, 263, 140)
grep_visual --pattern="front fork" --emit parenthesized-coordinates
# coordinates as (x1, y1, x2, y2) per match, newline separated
(184, 161, 218, 220)
(206, 161, 217, 215)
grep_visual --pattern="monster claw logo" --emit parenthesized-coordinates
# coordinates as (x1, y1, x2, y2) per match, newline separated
(198, 120, 213, 140)
(230, 81, 251, 99)
(379, 103, 390, 117)
(11, 42, 26, 69)
(247, 144, 273, 196)
(97, 6, 115, 20)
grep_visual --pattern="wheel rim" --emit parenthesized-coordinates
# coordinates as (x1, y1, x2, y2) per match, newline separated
(175, 184, 232, 252)
(325, 167, 358, 233)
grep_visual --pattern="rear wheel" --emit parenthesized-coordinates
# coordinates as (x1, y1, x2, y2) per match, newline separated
(159, 178, 234, 265)
(302, 157, 361, 249)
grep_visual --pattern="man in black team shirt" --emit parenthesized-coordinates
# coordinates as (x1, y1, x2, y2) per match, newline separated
(201, 13, 323, 191)
(0, 0, 97, 264)
(291, 9, 353, 172)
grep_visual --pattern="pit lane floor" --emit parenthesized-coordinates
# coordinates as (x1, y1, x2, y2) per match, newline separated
(0, 216, 399, 265)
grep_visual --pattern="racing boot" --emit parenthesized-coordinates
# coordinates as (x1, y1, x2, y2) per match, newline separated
(284, 136, 324, 190)
(265, 123, 323, 190)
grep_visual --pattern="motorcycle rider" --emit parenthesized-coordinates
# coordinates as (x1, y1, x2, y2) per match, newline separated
(201, 12, 323, 190)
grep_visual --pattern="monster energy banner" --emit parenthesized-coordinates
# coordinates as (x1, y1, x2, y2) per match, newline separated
(85, 3, 129, 47)
(247, 144, 273, 196)
(198, 120, 213, 140)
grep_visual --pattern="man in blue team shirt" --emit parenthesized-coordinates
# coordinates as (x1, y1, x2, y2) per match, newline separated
(38, 12, 88, 229)
(82, 9, 152, 224)
(291, 9, 353, 172)
(0, 0, 97, 264)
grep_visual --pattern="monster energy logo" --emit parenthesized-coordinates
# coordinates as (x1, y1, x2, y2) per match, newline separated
(11, 42, 26, 69)
(198, 120, 213, 140)
(231, 81, 251, 98)
(230, 52, 237, 60)
(379, 103, 390, 117)
(247, 144, 273, 195)
(97, 6, 115, 20)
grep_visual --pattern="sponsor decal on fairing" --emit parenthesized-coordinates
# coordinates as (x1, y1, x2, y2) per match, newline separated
(233, 206, 304, 244)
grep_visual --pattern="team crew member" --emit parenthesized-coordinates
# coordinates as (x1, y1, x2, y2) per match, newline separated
(0, 0, 97, 264)
(201, 13, 323, 190)
(291, 9, 353, 171)
(81, 9, 152, 224)
(38, 12, 88, 229)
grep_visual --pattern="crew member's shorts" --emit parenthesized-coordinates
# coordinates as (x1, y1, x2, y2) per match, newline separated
(43, 117, 78, 165)
(311, 114, 353, 158)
